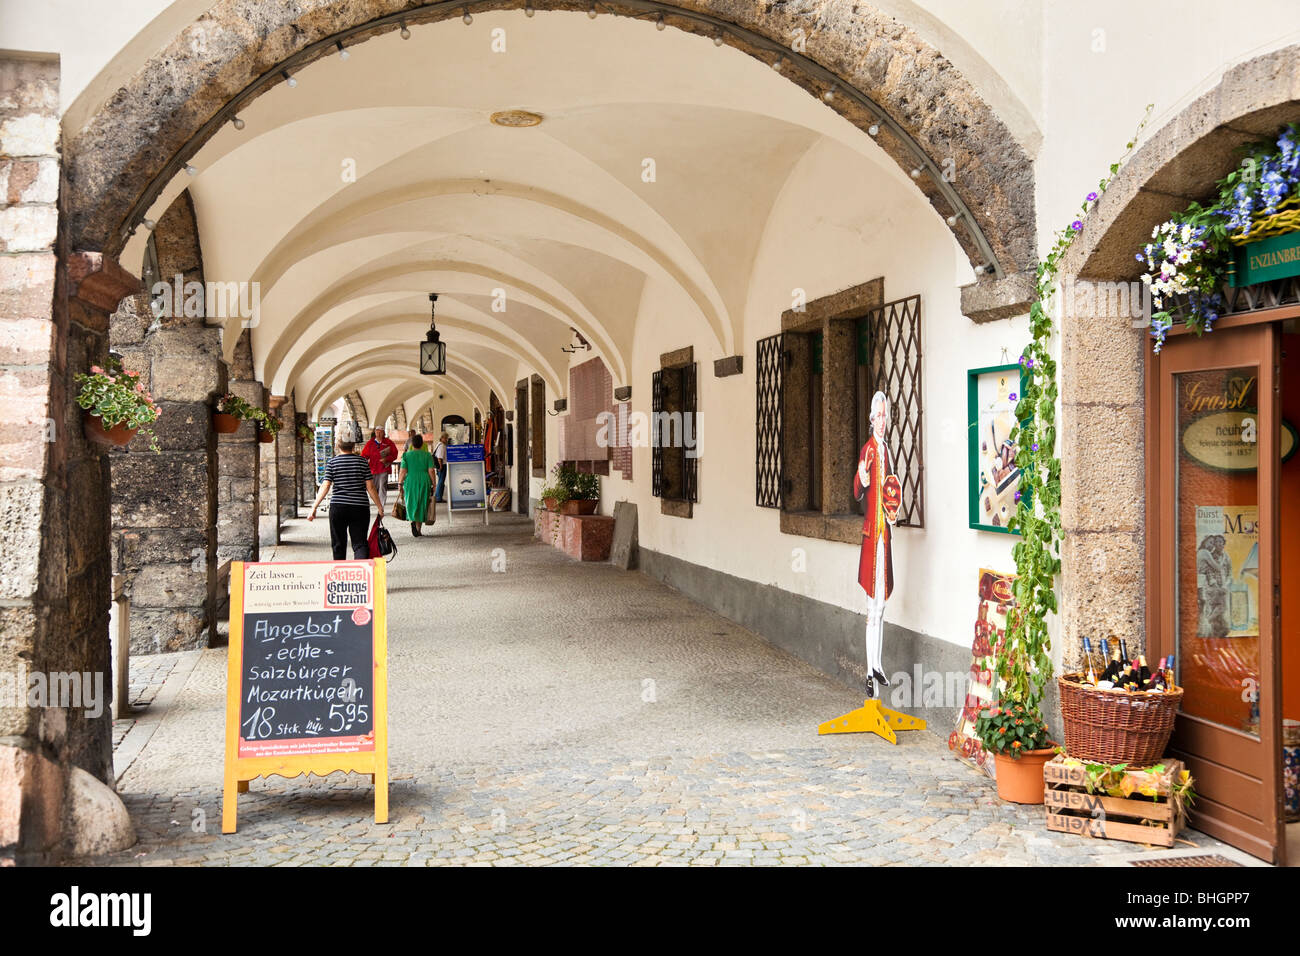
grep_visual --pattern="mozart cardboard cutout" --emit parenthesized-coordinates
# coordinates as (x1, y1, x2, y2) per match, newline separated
(818, 389, 924, 743)
(854, 390, 902, 699)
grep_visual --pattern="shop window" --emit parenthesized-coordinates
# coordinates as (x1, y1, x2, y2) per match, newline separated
(652, 346, 697, 518)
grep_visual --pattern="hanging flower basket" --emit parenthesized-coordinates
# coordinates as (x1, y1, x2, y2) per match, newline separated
(74, 358, 160, 452)
(84, 414, 139, 447)
(213, 412, 240, 433)
(257, 428, 276, 444)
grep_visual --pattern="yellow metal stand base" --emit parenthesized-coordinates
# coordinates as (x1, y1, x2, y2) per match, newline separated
(818, 699, 926, 745)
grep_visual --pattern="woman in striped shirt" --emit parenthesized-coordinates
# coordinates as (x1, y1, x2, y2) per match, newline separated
(308, 424, 384, 559)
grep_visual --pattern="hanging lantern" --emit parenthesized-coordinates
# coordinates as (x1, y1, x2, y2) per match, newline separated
(420, 293, 446, 375)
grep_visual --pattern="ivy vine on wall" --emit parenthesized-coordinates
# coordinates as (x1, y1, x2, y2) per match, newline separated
(1000, 107, 1154, 722)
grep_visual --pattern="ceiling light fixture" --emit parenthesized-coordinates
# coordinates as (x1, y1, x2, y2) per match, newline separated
(282, 70, 297, 87)
(946, 213, 960, 227)
(462, 7, 473, 24)
(231, 116, 245, 130)
(399, 20, 411, 39)
(910, 167, 922, 179)
(184, 164, 198, 176)
(143, 218, 157, 231)
(713, 30, 724, 46)
(525, 1, 535, 14)
(823, 84, 836, 102)
(772, 55, 784, 71)
(590, 3, 599, 19)
(868, 123, 879, 136)
(420, 294, 447, 375)
(336, 41, 350, 60)
(655, 12, 664, 29)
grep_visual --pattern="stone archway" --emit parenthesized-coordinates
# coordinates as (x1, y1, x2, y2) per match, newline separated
(1056, 42, 1300, 658)
(63, 0, 1038, 320)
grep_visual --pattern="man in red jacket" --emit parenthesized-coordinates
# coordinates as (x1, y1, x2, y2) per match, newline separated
(854, 391, 901, 699)
(363, 427, 398, 509)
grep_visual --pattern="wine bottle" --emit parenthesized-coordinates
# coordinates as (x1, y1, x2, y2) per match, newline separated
(1098, 638, 1114, 683)
(1137, 654, 1152, 688)
(1150, 656, 1167, 692)
(1082, 636, 1098, 685)
(1165, 654, 1176, 690)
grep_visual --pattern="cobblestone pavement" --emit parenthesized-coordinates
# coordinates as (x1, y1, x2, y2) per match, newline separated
(111, 648, 193, 749)
(92, 509, 1238, 866)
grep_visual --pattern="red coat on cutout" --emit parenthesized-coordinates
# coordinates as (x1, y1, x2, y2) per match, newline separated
(853, 436, 894, 600)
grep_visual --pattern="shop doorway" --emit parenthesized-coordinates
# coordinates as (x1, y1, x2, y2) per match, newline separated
(1148, 320, 1292, 863)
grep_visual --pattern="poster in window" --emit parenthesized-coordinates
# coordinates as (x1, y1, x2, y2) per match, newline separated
(967, 364, 1029, 534)
(1194, 505, 1259, 638)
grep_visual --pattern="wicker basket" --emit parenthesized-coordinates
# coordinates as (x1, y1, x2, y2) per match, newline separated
(1058, 673, 1183, 766)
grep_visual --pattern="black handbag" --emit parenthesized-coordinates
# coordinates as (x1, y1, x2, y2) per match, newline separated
(368, 517, 397, 562)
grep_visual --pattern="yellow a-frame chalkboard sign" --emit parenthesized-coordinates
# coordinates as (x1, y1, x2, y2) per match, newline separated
(222, 559, 389, 834)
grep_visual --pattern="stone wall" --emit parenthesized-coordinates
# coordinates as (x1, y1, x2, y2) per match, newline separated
(217, 328, 261, 563)
(109, 190, 221, 653)
(1, 53, 133, 861)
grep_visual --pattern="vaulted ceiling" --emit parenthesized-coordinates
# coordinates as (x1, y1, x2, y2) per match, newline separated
(120, 10, 924, 420)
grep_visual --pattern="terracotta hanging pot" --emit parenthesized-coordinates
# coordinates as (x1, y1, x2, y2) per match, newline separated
(543, 496, 559, 511)
(993, 747, 1056, 804)
(213, 411, 240, 433)
(560, 499, 598, 515)
(257, 429, 275, 443)
(84, 413, 138, 448)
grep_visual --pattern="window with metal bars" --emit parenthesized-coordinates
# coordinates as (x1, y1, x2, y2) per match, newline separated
(859, 295, 924, 527)
(755, 332, 784, 508)
(651, 361, 697, 505)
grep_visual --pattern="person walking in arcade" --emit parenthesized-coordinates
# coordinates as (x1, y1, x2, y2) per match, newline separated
(399, 433, 437, 537)
(853, 390, 903, 699)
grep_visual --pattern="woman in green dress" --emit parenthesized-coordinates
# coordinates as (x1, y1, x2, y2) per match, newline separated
(398, 433, 437, 537)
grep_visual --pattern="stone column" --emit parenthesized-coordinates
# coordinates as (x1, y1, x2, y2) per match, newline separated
(275, 391, 298, 523)
(1060, 287, 1147, 669)
(297, 412, 313, 506)
(217, 328, 260, 563)
(259, 390, 282, 546)
(110, 191, 221, 654)
(0, 46, 137, 863)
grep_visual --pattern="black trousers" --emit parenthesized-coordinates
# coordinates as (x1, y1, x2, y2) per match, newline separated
(329, 503, 370, 559)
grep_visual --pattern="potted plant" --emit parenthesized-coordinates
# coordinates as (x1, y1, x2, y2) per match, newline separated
(559, 467, 600, 515)
(74, 357, 161, 452)
(975, 701, 1055, 803)
(254, 409, 282, 443)
(296, 421, 313, 442)
(539, 475, 567, 512)
(213, 392, 256, 433)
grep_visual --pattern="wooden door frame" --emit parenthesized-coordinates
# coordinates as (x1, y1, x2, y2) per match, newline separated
(515, 379, 529, 515)
(1145, 321, 1284, 863)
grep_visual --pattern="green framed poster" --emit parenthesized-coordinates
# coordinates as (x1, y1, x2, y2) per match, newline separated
(967, 363, 1030, 534)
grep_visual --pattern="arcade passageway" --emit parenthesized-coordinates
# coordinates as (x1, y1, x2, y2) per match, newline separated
(96, 512, 1238, 867)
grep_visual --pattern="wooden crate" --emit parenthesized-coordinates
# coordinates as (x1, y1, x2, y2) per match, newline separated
(1043, 755, 1185, 848)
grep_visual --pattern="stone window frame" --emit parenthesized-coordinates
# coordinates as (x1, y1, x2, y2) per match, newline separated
(653, 345, 697, 519)
(779, 278, 885, 545)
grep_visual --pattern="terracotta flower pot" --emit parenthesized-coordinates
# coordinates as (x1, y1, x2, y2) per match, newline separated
(83, 413, 138, 447)
(543, 496, 559, 511)
(257, 429, 275, 443)
(213, 411, 240, 433)
(993, 747, 1056, 804)
(560, 499, 598, 515)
